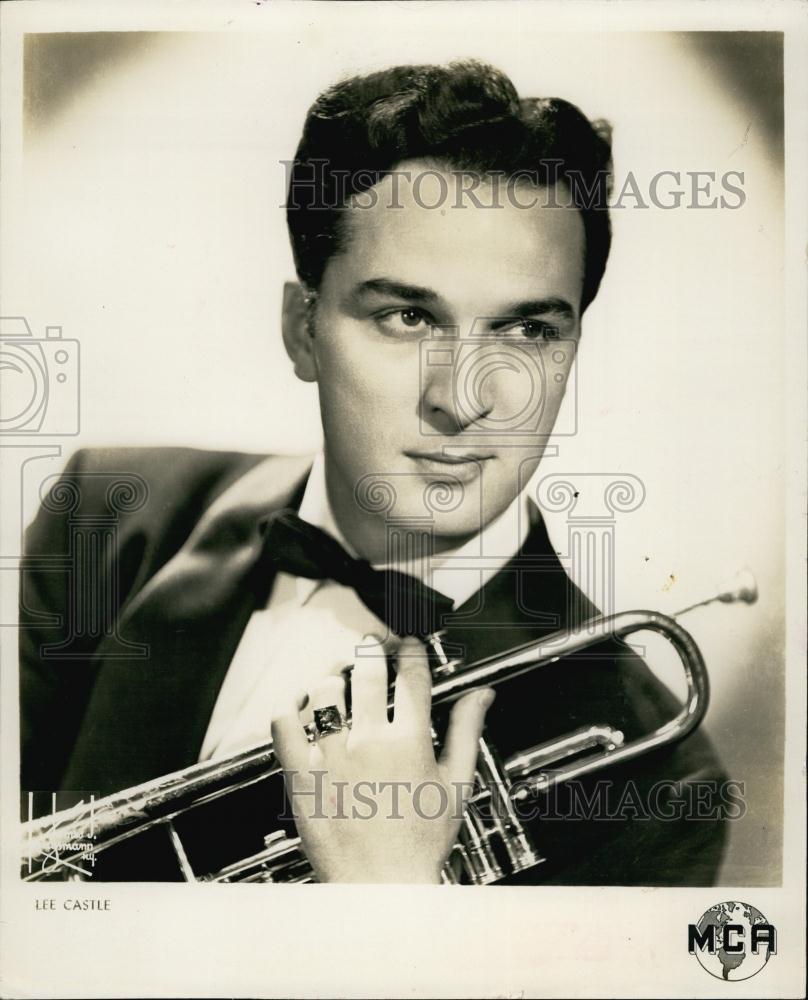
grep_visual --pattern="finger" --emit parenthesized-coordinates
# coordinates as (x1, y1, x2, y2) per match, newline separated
(271, 691, 311, 774)
(439, 688, 496, 790)
(350, 635, 389, 732)
(306, 674, 347, 722)
(307, 674, 348, 760)
(392, 636, 433, 732)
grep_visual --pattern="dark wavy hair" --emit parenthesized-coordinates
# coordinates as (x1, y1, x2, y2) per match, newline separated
(286, 60, 613, 311)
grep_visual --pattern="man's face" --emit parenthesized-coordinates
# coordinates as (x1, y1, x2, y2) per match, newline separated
(290, 162, 585, 556)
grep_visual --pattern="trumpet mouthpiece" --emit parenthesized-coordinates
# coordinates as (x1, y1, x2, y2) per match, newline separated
(715, 568, 758, 605)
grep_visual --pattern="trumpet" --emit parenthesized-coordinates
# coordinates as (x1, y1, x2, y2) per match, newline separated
(21, 571, 757, 885)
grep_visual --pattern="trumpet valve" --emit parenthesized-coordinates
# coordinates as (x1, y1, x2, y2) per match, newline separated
(425, 630, 464, 677)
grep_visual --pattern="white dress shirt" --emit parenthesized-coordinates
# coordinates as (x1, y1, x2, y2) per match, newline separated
(199, 454, 532, 761)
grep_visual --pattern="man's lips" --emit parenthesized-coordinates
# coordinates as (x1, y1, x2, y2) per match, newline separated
(404, 450, 494, 464)
(403, 450, 494, 482)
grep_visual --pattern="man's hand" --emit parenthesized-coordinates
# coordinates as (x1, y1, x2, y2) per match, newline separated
(271, 635, 495, 884)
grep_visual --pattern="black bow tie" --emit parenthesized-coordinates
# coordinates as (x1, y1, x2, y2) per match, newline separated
(259, 510, 453, 638)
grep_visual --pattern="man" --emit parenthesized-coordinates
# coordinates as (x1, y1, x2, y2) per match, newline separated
(20, 60, 727, 884)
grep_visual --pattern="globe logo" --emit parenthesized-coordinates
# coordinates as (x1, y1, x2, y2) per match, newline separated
(689, 901, 776, 981)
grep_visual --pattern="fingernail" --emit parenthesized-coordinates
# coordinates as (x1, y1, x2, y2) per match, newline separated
(362, 633, 383, 645)
(478, 689, 496, 709)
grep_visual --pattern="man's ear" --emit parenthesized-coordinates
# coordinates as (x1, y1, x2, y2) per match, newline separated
(282, 281, 318, 383)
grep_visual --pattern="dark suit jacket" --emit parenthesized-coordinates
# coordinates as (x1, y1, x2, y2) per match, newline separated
(20, 447, 728, 884)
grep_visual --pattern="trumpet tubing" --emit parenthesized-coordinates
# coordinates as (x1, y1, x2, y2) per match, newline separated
(21, 577, 756, 884)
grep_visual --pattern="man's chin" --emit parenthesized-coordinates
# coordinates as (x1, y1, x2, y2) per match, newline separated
(346, 465, 522, 553)
(424, 501, 515, 546)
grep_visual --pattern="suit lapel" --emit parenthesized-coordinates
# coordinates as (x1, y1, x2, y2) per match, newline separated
(446, 501, 593, 665)
(61, 455, 312, 796)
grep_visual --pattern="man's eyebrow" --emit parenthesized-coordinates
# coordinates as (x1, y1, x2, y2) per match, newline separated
(349, 278, 441, 304)
(498, 297, 577, 321)
(348, 281, 577, 321)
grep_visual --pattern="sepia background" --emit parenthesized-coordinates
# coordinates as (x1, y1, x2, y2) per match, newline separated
(6, 24, 785, 884)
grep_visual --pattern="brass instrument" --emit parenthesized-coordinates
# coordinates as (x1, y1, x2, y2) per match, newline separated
(21, 571, 757, 885)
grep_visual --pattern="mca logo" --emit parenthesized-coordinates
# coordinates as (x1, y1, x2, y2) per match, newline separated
(688, 901, 776, 981)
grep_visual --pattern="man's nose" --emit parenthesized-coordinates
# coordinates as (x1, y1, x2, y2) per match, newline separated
(419, 336, 493, 434)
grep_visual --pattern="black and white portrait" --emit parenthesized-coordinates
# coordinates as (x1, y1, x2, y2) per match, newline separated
(1, 4, 804, 997)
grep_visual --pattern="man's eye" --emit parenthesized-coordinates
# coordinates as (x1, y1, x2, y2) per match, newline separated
(492, 318, 560, 340)
(516, 319, 560, 340)
(401, 308, 428, 327)
(375, 308, 431, 335)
